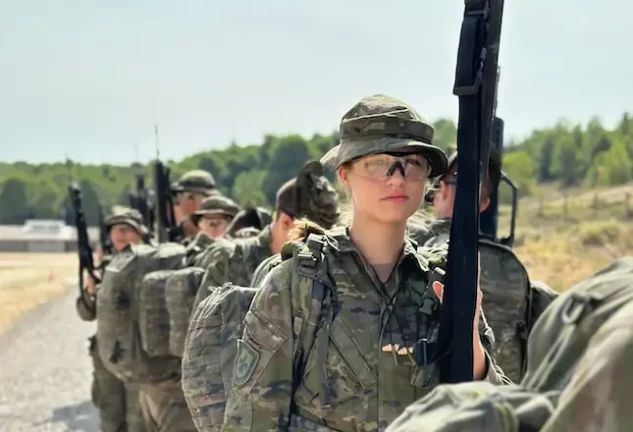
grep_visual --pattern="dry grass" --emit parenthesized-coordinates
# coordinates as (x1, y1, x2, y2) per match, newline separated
(513, 219, 633, 292)
(0, 253, 77, 334)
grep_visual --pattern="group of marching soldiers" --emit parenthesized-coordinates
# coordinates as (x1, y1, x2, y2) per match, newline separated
(77, 94, 633, 432)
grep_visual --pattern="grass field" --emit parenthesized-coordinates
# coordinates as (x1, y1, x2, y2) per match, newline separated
(0, 253, 77, 334)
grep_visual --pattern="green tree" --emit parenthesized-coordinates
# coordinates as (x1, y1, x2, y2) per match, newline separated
(499, 151, 535, 203)
(586, 139, 633, 187)
(551, 134, 582, 187)
(232, 170, 268, 207)
(0, 177, 29, 224)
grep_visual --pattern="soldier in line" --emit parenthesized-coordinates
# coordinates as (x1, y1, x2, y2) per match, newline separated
(171, 170, 219, 241)
(422, 151, 558, 382)
(76, 207, 149, 432)
(191, 160, 339, 308)
(220, 94, 509, 432)
(191, 195, 241, 239)
(181, 162, 339, 431)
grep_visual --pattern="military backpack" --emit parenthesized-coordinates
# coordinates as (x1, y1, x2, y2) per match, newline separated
(96, 242, 186, 383)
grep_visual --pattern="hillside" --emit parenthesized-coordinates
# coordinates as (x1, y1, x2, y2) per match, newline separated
(0, 113, 632, 228)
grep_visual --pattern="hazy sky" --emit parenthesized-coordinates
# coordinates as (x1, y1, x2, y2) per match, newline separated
(1, 0, 631, 164)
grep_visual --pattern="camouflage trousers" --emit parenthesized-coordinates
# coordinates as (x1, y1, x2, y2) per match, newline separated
(138, 380, 197, 432)
(90, 336, 147, 432)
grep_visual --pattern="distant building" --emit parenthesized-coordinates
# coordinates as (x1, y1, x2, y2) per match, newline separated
(0, 219, 99, 253)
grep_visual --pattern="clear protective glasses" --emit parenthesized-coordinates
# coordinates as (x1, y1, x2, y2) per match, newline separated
(351, 151, 430, 181)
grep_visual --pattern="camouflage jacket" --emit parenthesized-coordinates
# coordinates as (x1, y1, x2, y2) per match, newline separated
(192, 226, 272, 310)
(222, 227, 507, 432)
(386, 256, 633, 432)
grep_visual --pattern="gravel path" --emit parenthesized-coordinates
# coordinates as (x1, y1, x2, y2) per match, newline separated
(0, 290, 98, 432)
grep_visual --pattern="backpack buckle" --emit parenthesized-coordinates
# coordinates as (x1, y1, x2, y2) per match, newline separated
(561, 295, 588, 325)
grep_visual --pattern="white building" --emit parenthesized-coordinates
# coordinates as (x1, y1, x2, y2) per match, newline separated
(0, 219, 99, 253)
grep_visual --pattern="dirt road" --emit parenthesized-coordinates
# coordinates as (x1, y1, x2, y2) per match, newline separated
(0, 291, 98, 431)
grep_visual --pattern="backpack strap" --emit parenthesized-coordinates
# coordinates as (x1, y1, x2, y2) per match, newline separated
(292, 234, 338, 411)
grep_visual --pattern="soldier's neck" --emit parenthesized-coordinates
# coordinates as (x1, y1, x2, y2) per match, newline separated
(349, 216, 406, 280)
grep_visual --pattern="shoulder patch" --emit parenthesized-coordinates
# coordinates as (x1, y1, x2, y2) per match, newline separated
(233, 339, 260, 386)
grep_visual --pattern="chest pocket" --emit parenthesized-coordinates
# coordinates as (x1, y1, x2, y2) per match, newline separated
(297, 315, 376, 412)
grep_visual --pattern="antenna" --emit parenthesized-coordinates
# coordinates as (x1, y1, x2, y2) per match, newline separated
(154, 124, 160, 159)
(135, 142, 140, 165)
(64, 153, 73, 184)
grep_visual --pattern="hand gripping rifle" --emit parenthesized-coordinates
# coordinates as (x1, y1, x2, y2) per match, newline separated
(68, 183, 101, 313)
(435, 0, 505, 383)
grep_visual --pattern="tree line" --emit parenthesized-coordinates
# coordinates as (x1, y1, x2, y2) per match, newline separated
(0, 114, 631, 225)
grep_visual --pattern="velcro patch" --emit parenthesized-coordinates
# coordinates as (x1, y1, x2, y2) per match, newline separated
(233, 339, 260, 386)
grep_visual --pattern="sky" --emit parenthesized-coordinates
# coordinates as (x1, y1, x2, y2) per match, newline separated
(1, 0, 632, 165)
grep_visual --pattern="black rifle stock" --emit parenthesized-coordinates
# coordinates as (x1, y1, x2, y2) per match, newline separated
(153, 159, 178, 243)
(68, 183, 100, 312)
(129, 169, 155, 242)
(435, 0, 505, 384)
(97, 203, 113, 256)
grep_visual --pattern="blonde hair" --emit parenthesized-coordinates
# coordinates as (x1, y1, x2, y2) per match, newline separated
(287, 218, 327, 242)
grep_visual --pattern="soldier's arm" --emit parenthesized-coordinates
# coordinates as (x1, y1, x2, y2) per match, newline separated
(540, 315, 633, 431)
(222, 261, 295, 431)
(191, 245, 231, 312)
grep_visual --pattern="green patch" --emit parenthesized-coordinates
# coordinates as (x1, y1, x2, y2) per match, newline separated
(233, 339, 260, 386)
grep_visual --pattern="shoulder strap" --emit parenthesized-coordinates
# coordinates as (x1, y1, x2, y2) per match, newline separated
(291, 234, 338, 410)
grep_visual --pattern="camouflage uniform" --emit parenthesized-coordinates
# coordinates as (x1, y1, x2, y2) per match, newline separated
(386, 256, 633, 431)
(76, 208, 148, 432)
(221, 95, 507, 432)
(193, 225, 273, 308)
(222, 228, 506, 432)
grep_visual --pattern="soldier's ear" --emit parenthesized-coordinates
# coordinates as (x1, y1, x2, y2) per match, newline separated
(336, 165, 351, 190)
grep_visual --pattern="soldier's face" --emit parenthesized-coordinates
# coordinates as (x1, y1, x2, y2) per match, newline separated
(338, 150, 428, 224)
(109, 224, 142, 251)
(176, 191, 205, 216)
(198, 215, 230, 239)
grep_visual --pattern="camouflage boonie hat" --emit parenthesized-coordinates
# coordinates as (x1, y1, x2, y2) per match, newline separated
(191, 195, 240, 225)
(321, 94, 448, 178)
(105, 206, 149, 235)
(171, 170, 217, 196)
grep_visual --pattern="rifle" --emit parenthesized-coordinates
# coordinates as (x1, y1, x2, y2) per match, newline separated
(97, 203, 113, 257)
(479, 70, 519, 248)
(68, 182, 100, 313)
(153, 159, 181, 243)
(129, 168, 155, 242)
(435, 0, 506, 384)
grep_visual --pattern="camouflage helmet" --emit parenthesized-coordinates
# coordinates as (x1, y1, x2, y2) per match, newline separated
(191, 195, 241, 225)
(105, 206, 149, 236)
(321, 94, 448, 178)
(171, 170, 217, 196)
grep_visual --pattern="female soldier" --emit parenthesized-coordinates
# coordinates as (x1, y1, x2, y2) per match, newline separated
(221, 94, 507, 432)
